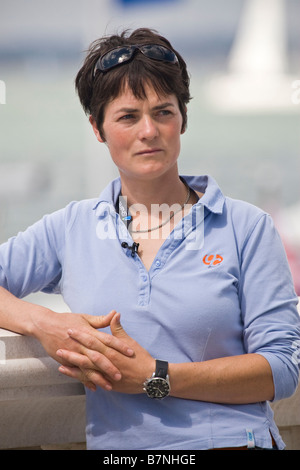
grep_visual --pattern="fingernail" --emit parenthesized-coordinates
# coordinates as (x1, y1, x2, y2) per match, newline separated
(114, 373, 122, 381)
(127, 348, 134, 356)
(56, 349, 62, 356)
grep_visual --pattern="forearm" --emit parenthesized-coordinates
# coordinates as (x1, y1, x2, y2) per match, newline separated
(0, 287, 136, 391)
(61, 317, 275, 403)
(169, 353, 274, 404)
(0, 286, 50, 337)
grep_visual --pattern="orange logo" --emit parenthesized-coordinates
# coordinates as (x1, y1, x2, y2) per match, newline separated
(203, 254, 223, 267)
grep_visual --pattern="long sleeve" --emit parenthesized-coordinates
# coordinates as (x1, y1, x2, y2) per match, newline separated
(0, 208, 67, 298)
(239, 212, 300, 400)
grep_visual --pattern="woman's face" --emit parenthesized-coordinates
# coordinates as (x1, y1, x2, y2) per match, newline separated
(90, 83, 184, 183)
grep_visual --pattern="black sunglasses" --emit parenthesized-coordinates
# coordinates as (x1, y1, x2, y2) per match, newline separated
(93, 44, 179, 76)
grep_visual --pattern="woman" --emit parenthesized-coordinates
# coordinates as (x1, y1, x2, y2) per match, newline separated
(0, 28, 299, 450)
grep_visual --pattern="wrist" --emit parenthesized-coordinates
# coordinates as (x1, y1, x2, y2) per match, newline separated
(27, 303, 54, 338)
(143, 359, 170, 399)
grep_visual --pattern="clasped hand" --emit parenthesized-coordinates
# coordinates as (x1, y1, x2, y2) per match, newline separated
(56, 311, 155, 394)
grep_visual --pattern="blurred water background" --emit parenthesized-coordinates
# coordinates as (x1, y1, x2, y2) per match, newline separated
(0, 0, 299, 307)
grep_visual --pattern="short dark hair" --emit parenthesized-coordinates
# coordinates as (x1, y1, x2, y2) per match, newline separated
(75, 28, 191, 139)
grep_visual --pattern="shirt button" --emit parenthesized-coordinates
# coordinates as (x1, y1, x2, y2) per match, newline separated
(155, 260, 161, 267)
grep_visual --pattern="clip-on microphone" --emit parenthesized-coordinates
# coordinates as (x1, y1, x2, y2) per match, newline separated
(121, 241, 140, 257)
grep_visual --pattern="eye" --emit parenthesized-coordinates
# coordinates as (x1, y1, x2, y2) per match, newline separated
(157, 109, 173, 117)
(119, 113, 135, 121)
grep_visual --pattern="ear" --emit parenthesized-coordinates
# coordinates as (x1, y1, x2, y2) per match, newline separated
(89, 115, 105, 143)
(180, 106, 187, 135)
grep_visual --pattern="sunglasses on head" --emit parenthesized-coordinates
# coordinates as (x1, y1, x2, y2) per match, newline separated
(93, 44, 179, 76)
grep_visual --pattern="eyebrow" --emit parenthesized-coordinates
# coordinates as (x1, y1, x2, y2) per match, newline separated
(115, 102, 175, 115)
(153, 102, 175, 110)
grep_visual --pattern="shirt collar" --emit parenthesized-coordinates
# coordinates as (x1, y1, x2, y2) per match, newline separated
(92, 177, 121, 214)
(93, 175, 225, 215)
(182, 175, 225, 214)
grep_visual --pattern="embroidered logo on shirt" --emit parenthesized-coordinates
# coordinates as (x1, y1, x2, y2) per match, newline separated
(203, 254, 223, 267)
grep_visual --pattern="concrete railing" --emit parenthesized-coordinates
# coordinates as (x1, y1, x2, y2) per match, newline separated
(0, 328, 86, 449)
(1, 306, 300, 450)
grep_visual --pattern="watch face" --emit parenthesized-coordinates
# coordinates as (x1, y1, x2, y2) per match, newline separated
(145, 377, 170, 399)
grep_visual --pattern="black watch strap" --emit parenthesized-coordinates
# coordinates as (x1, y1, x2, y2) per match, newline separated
(155, 360, 168, 378)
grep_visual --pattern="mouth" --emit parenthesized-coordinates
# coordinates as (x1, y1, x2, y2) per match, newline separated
(135, 148, 163, 156)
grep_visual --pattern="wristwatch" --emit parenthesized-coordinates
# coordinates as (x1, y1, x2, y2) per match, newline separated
(143, 359, 170, 399)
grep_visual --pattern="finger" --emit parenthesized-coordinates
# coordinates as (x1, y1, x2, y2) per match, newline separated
(110, 312, 128, 338)
(58, 365, 112, 392)
(82, 368, 114, 391)
(58, 365, 97, 391)
(83, 310, 117, 329)
(57, 348, 93, 368)
(56, 348, 122, 382)
(67, 327, 134, 357)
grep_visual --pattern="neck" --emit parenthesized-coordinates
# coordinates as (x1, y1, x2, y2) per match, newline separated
(120, 173, 187, 212)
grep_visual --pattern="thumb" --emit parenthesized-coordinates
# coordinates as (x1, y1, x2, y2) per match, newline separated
(110, 312, 128, 338)
(84, 310, 117, 329)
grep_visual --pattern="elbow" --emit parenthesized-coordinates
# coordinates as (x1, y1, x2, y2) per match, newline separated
(272, 361, 299, 402)
(259, 351, 299, 402)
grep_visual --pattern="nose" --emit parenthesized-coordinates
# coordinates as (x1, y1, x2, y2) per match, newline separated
(138, 115, 159, 140)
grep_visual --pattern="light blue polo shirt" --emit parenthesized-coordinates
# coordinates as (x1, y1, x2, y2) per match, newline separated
(0, 175, 299, 450)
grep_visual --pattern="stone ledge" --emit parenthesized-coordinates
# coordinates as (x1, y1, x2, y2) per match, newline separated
(0, 328, 86, 449)
(0, 395, 86, 449)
